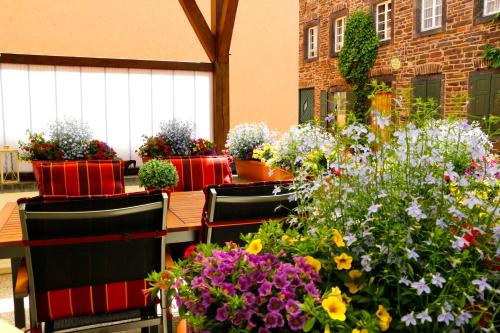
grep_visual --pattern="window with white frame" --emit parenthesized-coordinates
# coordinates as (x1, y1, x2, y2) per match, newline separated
(421, 0, 443, 31)
(376, 1, 392, 41)
(307, 26, 318, 59)
(484, 0, 500, 16)
(334, 16, 346, 53)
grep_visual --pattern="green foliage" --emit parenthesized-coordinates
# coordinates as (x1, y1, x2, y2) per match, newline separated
(339, 10, 379, 121)
(138, 159, 179, 189)
(483, 44, 500, 69)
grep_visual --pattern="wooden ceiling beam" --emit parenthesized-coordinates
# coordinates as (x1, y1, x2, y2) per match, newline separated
(178, 0, 216, 63)
(217, 0, 239, 61)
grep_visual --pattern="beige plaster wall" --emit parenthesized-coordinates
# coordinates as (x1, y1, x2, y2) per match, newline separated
(0, 0, 298, 133)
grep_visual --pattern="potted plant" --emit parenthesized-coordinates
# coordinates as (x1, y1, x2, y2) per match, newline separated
(146, 243, 322, 332)
(18, 118, 119, 181)
(226, 123, 285, 181)
(138, 159, 179, 205)
(137, 135, 171, 163)
(191, 138, 217, 156)
(159, 119, 194, 156)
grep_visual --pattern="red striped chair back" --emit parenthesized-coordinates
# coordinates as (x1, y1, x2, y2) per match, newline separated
(166, 156, 233, 192)
(35, 160, 125, 196)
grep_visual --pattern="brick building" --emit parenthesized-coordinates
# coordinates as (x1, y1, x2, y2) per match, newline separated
(298, 0, 500, 126)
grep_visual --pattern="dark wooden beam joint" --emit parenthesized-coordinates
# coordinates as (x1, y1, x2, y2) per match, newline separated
(178, 0, 216, 62)
(217, 0, 239, 61)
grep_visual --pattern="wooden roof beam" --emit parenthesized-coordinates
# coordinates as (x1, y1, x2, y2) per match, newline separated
(217, 0, 239, 61)
(178, 0, 216, 63)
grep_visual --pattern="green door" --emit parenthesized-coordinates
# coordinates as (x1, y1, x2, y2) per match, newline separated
(412, 76, 442, 115)
(299, 88, 314, 124)
(470, 72, 500, 134)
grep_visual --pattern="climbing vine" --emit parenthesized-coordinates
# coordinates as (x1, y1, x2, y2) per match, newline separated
(483, 44, 500, 69)
(339, 10, 379, 121)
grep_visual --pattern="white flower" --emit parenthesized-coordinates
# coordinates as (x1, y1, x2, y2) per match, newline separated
(431, 273, 446, 288)
(401, 312, 417, 326)
(416, 309, 432, 323)
(437, 309, 454, 325)
(406, 200, 427, 221)
(472, 277, 492, 293)
(411, 278, 431, 295)
(455, 312, 472, 327)
(406, 247, 419, 260)
(368, 204, 382, 215)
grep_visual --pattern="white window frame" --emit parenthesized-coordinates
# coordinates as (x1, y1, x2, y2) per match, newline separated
(484, 0, 500, 16)
(307, 26, 318, 59)
(421, 0, 443, 32)
(376, 1, 392, 41)
(334, 16, 346, 53)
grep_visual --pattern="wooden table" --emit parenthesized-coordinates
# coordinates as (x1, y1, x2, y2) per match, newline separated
(0, 191, 205, 328)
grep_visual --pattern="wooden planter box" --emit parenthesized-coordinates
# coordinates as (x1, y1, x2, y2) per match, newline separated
(234, 159, 292, 182)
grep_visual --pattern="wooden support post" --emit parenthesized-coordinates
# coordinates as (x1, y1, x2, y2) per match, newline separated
(179, 0, 238, 152)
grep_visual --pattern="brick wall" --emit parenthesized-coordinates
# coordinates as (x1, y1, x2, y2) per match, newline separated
(299, 0, 500, 117)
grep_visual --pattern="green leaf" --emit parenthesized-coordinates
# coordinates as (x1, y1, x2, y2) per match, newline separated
(303, 317, 317, 332)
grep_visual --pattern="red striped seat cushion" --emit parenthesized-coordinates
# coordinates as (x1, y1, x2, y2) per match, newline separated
(36, 279, 151, 322)
(166, 156, 233, 192)
(35, 160, 125, 196)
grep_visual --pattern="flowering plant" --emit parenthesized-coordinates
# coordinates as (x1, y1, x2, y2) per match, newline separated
(159, 119, 194, 156)
(226, 123, 272, 160)
(192, 138, 216, 156)
(85, 140, 118, 160)
(146, 243, 322, 332)
(248, 116, 498, 332)
(18, 132, 64, 161)
(137, 135, 172, 159)
(254, 123, 337, 173)
(48, 118, 92, 160)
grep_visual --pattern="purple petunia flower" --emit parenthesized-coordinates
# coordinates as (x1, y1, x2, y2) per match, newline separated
(285, 300, 302, 316)
(264, 311, 285, 329)
(288, 314, 306, 331)
(221, 282, 236, 296)
(258, 281, 272, 297)
(215, 305, 229, 322)
(267, 297, 285, 312)
(273, 272, 291, 289)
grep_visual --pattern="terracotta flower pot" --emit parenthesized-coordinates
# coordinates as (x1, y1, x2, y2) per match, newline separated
(234, 159, 292, 182)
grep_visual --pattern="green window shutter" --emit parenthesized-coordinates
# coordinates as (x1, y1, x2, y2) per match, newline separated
(346, 90, 355, 113)
(320, 91, 328, 122)
(490, 74, 500, 133)
(470, 74, 492, 129)
(413, 80, 427, 101)
(427, 78, 441, 107)
(299, 88, 315, 124)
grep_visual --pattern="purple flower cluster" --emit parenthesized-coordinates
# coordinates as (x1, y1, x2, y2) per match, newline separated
(175, 248, 321, 332)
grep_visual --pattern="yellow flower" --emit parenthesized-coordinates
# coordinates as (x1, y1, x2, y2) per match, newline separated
(281, 235, 297, 245)
(344, 270, 365, 294)
(331, 286, 342, 297)
(322, 295, 347, 321)
(324, 325, 330, 333)
(332, 229, 346, 247)
(352, 329, 368, 333)
(334, 253, 353, 270)
(246, 239, 263, 255)
(376, 305, 392, 332)
(305, 256, 322, 273)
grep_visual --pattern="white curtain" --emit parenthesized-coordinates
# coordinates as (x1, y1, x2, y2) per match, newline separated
(0, 64, 212, 171)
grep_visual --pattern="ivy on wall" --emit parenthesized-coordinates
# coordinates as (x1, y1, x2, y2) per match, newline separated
(339, 10, 379, 121)
(484, 44, 500, 69)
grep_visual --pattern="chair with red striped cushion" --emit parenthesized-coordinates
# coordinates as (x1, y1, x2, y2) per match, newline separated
(201, 181, 296, 246)
(34, 160, 125, 196)
(166, 156, 233, 192)
(19, 190, 168, 333)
